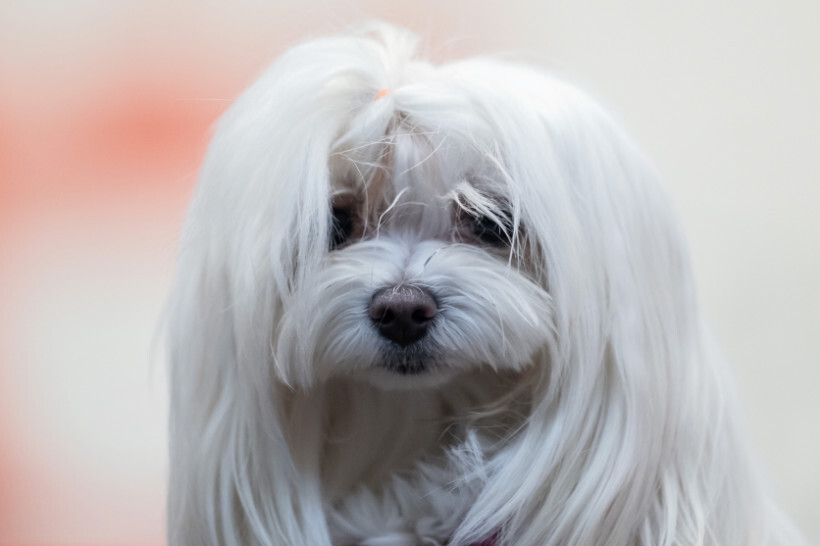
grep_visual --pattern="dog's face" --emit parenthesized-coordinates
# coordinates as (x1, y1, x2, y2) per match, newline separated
(275, 126, 553, 390)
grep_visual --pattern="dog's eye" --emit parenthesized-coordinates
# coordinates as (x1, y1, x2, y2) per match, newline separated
(470, 212, 512, 246)
(329, 207, 354, 249)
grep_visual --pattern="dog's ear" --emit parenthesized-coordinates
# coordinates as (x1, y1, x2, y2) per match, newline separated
(166, 229, 334, 545)
(164, 53, 343, 546)
(446, 60, 781, 545)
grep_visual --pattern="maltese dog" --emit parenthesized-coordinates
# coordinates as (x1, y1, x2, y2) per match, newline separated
(166, 23, 805, 546)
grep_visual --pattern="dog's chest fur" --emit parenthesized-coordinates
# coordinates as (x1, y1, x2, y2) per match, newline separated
(284, 373, 527, 545)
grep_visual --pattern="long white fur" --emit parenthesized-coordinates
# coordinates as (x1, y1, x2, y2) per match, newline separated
(166, 22, 806, 546)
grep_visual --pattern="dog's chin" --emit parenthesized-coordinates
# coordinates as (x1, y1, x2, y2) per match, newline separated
(360, 364, 462, 391)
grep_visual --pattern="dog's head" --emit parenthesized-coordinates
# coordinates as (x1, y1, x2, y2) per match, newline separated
(182, 24, 683, 394)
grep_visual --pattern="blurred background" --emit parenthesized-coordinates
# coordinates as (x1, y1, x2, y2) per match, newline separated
(1, 0, 817, 544)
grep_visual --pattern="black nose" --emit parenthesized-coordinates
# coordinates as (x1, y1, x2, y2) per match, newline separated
(369, 285, 437, 347)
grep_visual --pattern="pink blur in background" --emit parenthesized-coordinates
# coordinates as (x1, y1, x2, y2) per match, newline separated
(1, 1, 818, 544)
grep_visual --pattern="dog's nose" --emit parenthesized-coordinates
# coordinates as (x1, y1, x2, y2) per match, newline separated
(369, 285, 437, 347)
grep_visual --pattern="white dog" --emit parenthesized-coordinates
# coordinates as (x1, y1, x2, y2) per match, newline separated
(166, 23, 805, 546)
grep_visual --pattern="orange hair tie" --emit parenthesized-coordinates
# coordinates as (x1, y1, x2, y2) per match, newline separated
(374, 88, 390, 100)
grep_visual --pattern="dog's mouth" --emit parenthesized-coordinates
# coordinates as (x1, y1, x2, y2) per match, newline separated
(366, 341, 464, 390)
(380, 343, 438, 375)
(384, 358, 429, 375)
